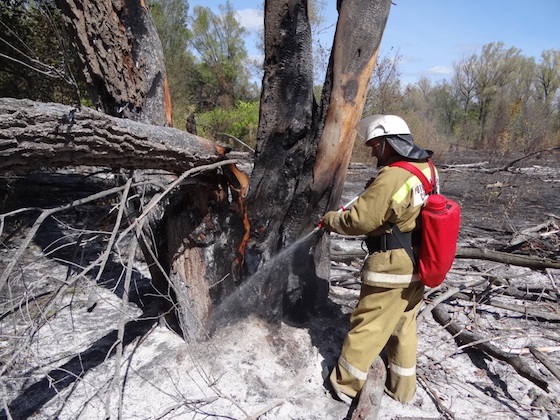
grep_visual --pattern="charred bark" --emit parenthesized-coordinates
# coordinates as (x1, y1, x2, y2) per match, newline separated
(51, 0, 245, 340)
(54, 0, 173, 126)
(244, 0, 391, 322)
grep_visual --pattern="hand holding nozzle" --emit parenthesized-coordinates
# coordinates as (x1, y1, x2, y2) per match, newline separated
(316, 195, 361, 231)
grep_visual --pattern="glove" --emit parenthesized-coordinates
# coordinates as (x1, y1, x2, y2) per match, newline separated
(319, 211, 338, 232)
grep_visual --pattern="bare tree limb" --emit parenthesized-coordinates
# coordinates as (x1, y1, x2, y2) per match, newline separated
(453, 292, 560, 322)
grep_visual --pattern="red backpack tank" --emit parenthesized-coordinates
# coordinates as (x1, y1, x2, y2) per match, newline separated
(390, 160, 461, 287)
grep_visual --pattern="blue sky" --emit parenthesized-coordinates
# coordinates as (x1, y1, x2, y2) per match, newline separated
(189, 0, 560, 86)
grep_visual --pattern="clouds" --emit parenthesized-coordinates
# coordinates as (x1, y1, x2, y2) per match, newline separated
(235, 8, 263, 33)
(427, 66, 453, 76)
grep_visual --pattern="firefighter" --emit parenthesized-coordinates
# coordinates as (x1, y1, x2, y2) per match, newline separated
(320, 114, 437, 404)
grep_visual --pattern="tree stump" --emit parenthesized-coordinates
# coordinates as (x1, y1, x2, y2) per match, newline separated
(351, 356, 386, 420)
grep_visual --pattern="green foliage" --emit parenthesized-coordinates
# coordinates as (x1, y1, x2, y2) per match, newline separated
(148, 0, 197, 128)
(0, 0, 85, 104)
(189, 2, 257, 111)
(197, 100, 259, 150)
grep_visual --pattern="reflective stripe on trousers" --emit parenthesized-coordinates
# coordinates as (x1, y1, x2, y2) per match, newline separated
(330, 282, 424, 403)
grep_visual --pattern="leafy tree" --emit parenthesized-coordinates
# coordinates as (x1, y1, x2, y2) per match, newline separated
(472, 43, 522, 146)
(534, 49, 560, 110)
(364, 50, 403, 115)
(0, 0, 84, 104)
(149, 0, 197, 129)
(189, 1, 257, 110)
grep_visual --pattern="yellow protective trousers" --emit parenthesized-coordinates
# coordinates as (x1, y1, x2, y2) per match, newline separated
(329, 282, 425, 403)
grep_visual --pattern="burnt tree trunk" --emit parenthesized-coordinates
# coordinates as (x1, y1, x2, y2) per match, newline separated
(243, 0, 391, 322)
(0, 98, 223, 172)
(52, 0, 249, 340)
(2, 0, 392, 338)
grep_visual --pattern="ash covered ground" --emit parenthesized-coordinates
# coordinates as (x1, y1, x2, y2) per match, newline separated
(1, 150, 559, 419)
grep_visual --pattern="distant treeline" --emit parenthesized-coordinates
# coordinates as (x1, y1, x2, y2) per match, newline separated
(2, 1, 558, 160)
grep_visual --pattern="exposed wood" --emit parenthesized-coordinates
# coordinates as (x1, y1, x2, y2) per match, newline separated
(241, 0, 392, 322)
(0, 98, 224, 173)
(311, 0, 392, 209)
(431, 304, 549, 392)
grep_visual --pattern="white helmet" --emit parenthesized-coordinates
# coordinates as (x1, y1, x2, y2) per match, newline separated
(355, 114, 431, 161)
(355, 114, 411, 143)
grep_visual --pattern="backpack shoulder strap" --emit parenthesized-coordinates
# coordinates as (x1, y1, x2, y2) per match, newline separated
(390, 160, 435, 194)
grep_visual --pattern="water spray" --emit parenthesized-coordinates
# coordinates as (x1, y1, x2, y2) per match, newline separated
(216, 193, 365, 318)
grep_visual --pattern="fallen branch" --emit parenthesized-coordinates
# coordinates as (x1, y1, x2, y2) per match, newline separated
(529, 347, 560, 381)
(508, 219, 558, 248)
(497, 147, 560, 172)
(417, 371, 456, 419)
(0, 98, 225, 172)
(330, 246, 560, 269)
(506, 346, 560, 356)
(351, 356, 385, 420)
(418, 278, 490, 323)
(455, 247, 560, 270)
(431, 304, 549, 392)
(246, 400, 285, 420)
(454, 292, 560, 322)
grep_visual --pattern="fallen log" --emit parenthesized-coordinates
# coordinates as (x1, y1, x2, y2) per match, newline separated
(331, 246, 560, 270)
(431, 304, 549, 392)
(351, 356, 386, 420)
(0, 98, 225, 173)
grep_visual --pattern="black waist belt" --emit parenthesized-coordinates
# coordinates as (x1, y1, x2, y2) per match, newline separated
(365, 230, 421, 254)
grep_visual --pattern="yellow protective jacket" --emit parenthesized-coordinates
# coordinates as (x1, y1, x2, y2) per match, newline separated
(322, 159, 439, 288)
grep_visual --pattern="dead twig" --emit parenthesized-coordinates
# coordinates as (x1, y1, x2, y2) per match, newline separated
(417, 371, 455, 419)
(105, 219, 141, 418)
(245, 400, 285, 420)
(0, 184, 130, 294)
